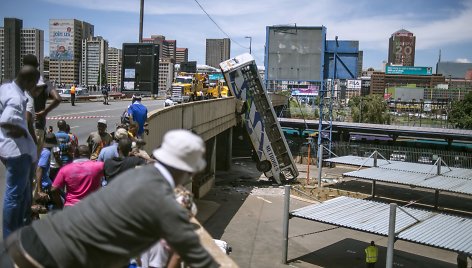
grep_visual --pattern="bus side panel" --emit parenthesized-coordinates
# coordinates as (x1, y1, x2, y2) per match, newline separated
(224, 67, 281, 183)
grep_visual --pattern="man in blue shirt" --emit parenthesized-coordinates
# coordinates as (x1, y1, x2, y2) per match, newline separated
(0, 66, 40, 238)
(127, 95, 148, 137)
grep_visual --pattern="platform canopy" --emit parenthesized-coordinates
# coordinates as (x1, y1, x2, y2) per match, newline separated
(291, 196, 472, 255)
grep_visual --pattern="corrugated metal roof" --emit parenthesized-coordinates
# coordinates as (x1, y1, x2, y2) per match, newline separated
(324, 155, 393, 167)
(344, 168, 472, 195)
(326, 156, 472, 180)
(291, 196, 472, 254)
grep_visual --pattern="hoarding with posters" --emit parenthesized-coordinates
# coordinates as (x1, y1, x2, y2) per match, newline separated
(49, 20, 74, 61)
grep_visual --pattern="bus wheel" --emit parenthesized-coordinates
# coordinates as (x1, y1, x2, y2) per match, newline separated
(256, 160, 271, 173)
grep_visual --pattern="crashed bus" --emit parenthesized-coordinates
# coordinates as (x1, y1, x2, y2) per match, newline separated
(220, 53, 299, 184)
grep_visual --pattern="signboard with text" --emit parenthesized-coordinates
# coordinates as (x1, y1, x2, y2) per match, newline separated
(347, 79, 361, 89)
(386, 66, 432, 76)
(49, 20, 74, 61)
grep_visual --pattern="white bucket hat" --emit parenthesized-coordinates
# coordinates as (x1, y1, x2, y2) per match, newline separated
(153, 129, 206, 173)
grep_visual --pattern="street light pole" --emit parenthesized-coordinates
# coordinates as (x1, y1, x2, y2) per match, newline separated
(245, 36, 252, 54)
(139, 0, 144, 43)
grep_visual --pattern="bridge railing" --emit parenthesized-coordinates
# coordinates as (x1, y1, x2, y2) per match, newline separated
(143, 97, 237, 157)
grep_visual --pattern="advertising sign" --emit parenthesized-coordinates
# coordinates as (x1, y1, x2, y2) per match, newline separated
(50, 20, 74, 61)
(386, 66, 432, 76)
(347, 80, 361, 89)
(291, 85, 319, 96)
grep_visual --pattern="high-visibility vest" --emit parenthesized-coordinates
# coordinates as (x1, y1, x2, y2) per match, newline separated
(365, 246, 378, 263)
(70, 86, 76, 94)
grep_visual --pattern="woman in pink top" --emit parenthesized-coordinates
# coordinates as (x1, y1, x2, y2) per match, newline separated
(51, 145, 104, 207)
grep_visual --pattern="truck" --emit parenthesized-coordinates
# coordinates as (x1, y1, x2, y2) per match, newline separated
(220, 53, 299, 184)
(171, 72, 208, 103)
(207, 73, 229, 98)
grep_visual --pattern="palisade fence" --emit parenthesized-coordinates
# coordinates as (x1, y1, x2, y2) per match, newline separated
(291, 141, 472, 169)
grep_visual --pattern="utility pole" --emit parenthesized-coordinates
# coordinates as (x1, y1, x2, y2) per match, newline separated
(245, 36, 252, 54)
(139, 0, 144, 43)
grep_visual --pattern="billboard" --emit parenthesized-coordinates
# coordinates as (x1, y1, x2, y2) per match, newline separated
(386, 66, 432, 76)
(50, 20, 74, 61)
(325, 40, 359, 79)
(347, 80, 361, 89)
(291, 85, 319, 96)
(266, 26, 325, 82)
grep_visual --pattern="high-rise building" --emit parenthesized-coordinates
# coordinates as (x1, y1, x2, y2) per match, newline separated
(43, 56, 50, 81)
(0, 18, 44, 83)
(357, 51, 363, 78)
(107, 47, 122, 88)
(143, 35, 176, 62)
(49, 19, 94, 85)
(176, 48, 188, 64)
(158, 59, 174, 96)
(388, 29, 416, 66)
(205, 38, 230, 68)
(81, 36, 108, 87)
(1, 18, 22, 82)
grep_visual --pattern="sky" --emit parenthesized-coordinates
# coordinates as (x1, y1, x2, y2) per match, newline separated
(1, 0, 471, 71)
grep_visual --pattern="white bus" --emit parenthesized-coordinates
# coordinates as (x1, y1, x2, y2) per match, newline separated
(220, 53, 299, 184)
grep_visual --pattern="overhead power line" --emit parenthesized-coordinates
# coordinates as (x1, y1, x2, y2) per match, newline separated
(192, 0, 248, 49)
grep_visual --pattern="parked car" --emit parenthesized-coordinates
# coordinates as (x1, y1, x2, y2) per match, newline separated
(418, 153, 433, 164)
(59, 87, 89, 102)
(390, 151, 407, 162)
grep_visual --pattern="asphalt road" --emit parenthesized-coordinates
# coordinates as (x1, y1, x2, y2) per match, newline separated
(0, 98, 164, 239)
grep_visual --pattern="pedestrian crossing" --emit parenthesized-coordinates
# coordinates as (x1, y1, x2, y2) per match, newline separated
(46, 115, 116, 120)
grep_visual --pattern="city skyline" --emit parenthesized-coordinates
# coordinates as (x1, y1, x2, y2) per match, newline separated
(1, 0, 471, 71)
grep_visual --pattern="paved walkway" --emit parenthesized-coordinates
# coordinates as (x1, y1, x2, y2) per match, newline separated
(199, 159, 458, 268)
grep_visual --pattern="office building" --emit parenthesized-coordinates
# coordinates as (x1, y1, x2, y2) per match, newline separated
(357, 51, 363, 78)
(143, 35, 176, 61)
(43, 56, 50, 80)
(49, 19, 94, 85)
(176, 48, 188, 64)
(370, 71, 445, 96)
(388, 29, 416, 66)
(205, 38, 230, 68)
(81, 36, 108, 87)
(107, 47, 122, 88)
(1, 18, 44, 83)
(158, 59, 174, 96)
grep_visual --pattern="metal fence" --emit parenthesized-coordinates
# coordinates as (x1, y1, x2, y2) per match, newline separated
(288, 139, 472, 169)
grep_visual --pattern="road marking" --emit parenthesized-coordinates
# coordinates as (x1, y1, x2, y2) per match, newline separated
(47, 115, 115, 120)
(52, 107, 122, 117)
(256, 196, 272, 204)
(69, 126, 80, 129)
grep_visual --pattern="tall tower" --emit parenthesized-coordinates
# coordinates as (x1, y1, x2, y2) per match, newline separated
(388, 29, 416, 66)
(2, 18, 22, 81)
(49, 19, 94, 85)
(81, 36, 108, 87)
(107, 47, 122, 88)
(205, 38, 231, 68)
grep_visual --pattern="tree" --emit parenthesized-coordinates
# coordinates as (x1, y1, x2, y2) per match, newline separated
(349, 95, 391, 124)
(449, 91, 472, 129)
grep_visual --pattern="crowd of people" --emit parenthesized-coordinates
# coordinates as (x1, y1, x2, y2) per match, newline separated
(0, 55, 219, 267)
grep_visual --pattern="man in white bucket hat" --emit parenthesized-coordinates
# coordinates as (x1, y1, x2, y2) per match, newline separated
(0, 129, 218, 268)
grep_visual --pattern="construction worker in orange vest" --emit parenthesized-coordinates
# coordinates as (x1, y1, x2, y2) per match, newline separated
(70, 84, 76, 106)
(365, 241, 378, 268)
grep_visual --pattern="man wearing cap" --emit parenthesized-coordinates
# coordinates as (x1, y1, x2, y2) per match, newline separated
(87, 119, 113, 160)
(98, 128, 129, 162)
(0, 66, 40, 238)
(0, 130, 218, 267)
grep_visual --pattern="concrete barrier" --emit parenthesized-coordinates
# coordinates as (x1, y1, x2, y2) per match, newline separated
(143, 97, 237, 152)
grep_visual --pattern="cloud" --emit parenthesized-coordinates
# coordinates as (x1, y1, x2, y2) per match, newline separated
(39, 0, 472, 67)
(455, 58, 471, 63)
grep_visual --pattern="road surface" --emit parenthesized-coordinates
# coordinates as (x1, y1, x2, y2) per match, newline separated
(0, 99, 164, 238)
